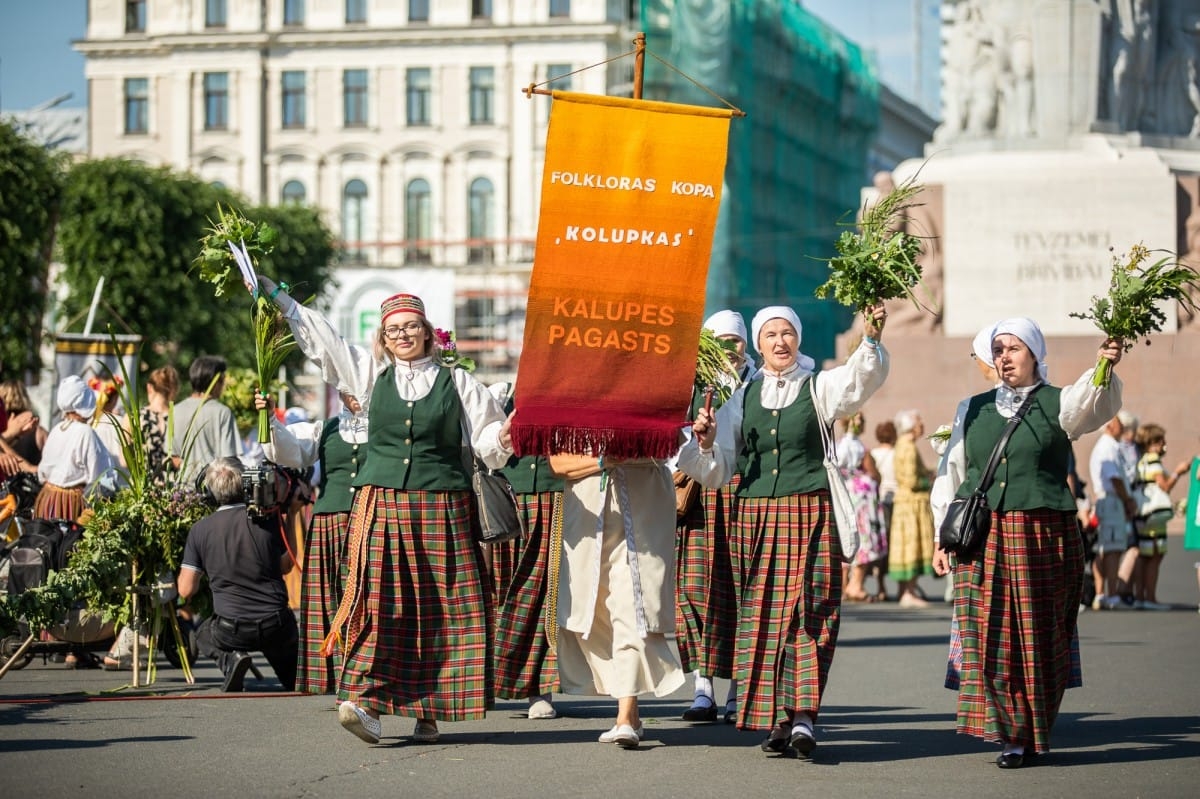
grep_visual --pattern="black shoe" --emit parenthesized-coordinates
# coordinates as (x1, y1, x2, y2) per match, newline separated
(760, 725, 789, 754)
(681, 699, 718, 722)
(221, 651, 253, 693)
(996, 752, 1025, 769)
(788, 725, 817, 757)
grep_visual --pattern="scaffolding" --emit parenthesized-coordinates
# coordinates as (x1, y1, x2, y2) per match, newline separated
(642, 0, 880, 363)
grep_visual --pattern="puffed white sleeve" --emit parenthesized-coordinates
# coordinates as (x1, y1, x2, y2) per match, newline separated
(930, 397, 972, 537)
(815, 339, 890, 421)
(262, 419, 323, 469)
(282, 302, 378, 402)
(676, 386, 744, 489)
(1059, 368, 1122, 440)
(454, 369, 513, 470)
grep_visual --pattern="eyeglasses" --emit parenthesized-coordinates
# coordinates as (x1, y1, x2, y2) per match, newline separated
(382, 322, 424, 339)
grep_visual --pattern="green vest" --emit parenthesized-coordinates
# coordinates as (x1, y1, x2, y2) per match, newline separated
(353, 366, 471, 491)
(958, 387, 1075, 512)
(736, 375, 829, 498)
(312, 418, 364, 514)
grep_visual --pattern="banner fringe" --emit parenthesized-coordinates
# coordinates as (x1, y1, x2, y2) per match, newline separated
(512, 422, 681, 460)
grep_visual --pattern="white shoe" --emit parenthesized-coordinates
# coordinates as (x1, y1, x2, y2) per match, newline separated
(1092, 594, 1106, 611)
(528, 697, 558, 719)
(598, 723, 644, 747)
(338, 701, 381, 744)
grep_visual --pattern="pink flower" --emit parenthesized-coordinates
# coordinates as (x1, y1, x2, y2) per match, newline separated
(434, 328, 453, 348)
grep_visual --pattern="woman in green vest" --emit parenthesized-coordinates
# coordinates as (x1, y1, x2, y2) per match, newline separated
(258, 389, 368, 694)
(931, 317, 1124, 769)
(678, 302, 890, 758)
(259, 281, 513, 746)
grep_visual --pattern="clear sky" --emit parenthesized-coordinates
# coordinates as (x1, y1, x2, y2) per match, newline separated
(0, 1, 940, 115)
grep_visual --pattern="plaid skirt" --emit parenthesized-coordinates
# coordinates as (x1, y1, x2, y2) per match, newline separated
(337, 486, 494, 721)
(674, 480, 738, 678)
(945, 612, 1082, 691)
(33, 483, 86, 524)
(953, 507, 1084, 753)
(493, 491, 560, 699)
(733, 492, 842, 731)
(295, 511, 349, 695)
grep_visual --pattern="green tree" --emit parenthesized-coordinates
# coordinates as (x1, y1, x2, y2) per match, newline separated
(0, 120, 65, 379)
(55, 159, 334, 374)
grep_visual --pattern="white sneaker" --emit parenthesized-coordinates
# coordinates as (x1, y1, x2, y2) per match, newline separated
(598, 723, 644, 746)
(338, 701, 381, 744)
(528, 697, 558, 719)
(1091, 594, 1106, 611)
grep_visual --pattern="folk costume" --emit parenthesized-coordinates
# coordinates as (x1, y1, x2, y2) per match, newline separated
(34, 376, 114, 523)
(553, 458, 685, 702)
(677, 307, 889, 735)
(932, 317, 1119, 757)
(270, 290, 511, 729)
(263, 404, 369, 695)
(674, 310, 752, 721)
(489, 383, 563, 715)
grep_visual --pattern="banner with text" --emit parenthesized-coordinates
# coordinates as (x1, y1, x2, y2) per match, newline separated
(512, 91, 732, 458)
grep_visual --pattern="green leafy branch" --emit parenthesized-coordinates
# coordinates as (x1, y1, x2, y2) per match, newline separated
(1069, 243, 1200, 386)
(695, 327, 742, 404)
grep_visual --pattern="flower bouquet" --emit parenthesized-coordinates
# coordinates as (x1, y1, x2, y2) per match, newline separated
(194, 205, 296, 441)
(1069, 243, 1200, 387)
(814, 171, 936, 326)
(434, 328, 476, 372)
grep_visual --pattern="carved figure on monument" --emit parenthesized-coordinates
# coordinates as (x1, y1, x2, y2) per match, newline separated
(1154, 0, 1200, 137)
(934, 0, 982, 143)
(1102, 0, 1157, 130)
(992, 0, 1037, 139)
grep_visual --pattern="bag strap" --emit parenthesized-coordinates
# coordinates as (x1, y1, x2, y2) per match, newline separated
(807, 374, 835, 463)
(974, 385, 1042, 493)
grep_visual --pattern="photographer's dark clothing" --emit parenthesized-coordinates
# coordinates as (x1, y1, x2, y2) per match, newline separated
(182, 504, 297, 690)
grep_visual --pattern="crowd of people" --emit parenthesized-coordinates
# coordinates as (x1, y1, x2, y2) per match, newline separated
(5, 282, 1198, 768)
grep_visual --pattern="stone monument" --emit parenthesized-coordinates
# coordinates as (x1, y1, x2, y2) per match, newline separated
(849, 0, 1200, 476)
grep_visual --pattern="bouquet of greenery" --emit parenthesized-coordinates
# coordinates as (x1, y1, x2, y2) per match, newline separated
(695, 327, 742, 404)
(1069, 243, 1200, 387)
(814, 172, 935, 325)
(195, 205, 296, 441)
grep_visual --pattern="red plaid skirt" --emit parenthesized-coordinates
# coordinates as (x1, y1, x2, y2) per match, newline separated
(732, 491, 841, 731)
(674, 479, 738, 678)
(953, 507, 1084, 753)
(295, 511, 349, 695)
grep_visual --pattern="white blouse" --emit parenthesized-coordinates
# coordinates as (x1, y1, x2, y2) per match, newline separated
(263, 410, 369, 470)
(930, 368, 1122, 536)
(277, 299, 512, 470)
(676, 338, 890, 488)
(38, 419, 115, 488)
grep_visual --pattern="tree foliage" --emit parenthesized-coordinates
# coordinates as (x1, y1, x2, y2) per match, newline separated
(0, 120, 65, 379)
(55, 159, 334, 373)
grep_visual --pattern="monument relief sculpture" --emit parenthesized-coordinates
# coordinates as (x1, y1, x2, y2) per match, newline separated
(1154, 0, 1200, 137)
(1103, 0, 1158, 131)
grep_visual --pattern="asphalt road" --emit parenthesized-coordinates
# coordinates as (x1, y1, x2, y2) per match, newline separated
(2, 539, 1198, 799)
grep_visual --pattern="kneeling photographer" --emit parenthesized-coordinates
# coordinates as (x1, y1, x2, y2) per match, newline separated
(177, 457, 297, 692)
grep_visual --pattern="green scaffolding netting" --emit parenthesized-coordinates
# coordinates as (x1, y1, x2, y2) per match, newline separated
(642, 0, 880, 363)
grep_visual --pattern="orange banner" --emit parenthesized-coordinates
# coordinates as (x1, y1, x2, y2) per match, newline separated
(512, 91, 732, 458)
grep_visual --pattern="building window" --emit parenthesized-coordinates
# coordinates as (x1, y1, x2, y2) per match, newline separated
(545, 63, 571, 121)
(343, 69, 368, 127)
(409, 0, 429, 22)
(468, 67, 494, 125)
(206, 0, 227, 28)
(472, 0, 492, 20)
(345, 0, 366, 24)
(124, 78, 149, 134)
(342, 179, 368, 262)
(283, 0, 305, 26)
(468, 177, 494, 263)
(406, 68, 431, 127)
(282, 180, 307, 205)
(126, 0, 146, 32)
(204, 72, 229, 130)
(282, 70, 306, 128)
(549, 0, 570, 17)
(405, 179, 432, 263)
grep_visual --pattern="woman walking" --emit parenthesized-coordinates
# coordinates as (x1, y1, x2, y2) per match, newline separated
(261, 279, 512, 744)
(678, 303, 889, 757)
(889, 410, 936, 607)
(933, 317, 1123, 768)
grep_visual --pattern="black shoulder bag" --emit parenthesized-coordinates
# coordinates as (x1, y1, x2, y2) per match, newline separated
(939, 386, 1041, 557)
(456, 393, 525, 544)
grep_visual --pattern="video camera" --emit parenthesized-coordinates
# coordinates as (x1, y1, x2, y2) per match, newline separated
(242, 463, 289, 517)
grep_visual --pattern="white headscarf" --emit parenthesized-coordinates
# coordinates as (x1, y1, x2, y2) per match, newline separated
(972, 324, 997, 369)
(750, 305, 817, 373)
(57, 375, 97, 416)
(894, 409, 920, 435)
(703, 309, 747, 343)
(991, 317, 1049, 382)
